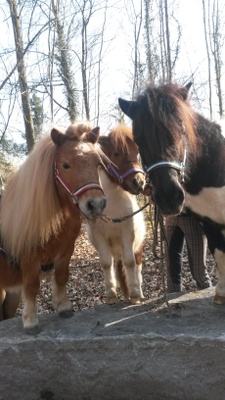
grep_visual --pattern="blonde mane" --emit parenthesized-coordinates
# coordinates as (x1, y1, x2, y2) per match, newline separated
(109, 124, 134, 154)
(0, 134, 63, 259)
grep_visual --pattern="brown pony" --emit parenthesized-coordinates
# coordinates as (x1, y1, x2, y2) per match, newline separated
(86, 125, 146, 304)
(0, 123, 106, 333)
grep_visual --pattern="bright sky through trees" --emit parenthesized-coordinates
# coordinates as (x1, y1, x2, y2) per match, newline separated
(0, 0, 224, 148)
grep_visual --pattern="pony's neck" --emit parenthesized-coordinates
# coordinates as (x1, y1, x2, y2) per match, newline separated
(99, 169, 134, 215)
(99, 169, 121, 193)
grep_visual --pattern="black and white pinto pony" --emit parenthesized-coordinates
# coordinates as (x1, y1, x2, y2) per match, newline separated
(119, 82, 225, 305)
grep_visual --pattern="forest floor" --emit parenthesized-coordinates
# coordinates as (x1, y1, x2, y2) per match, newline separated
(17, 203, 218, 316)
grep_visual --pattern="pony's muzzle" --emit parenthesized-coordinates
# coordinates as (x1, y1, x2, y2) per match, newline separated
(154, 186, 185, 215)
(86, 197, 107, 217)
(132, 174, 145, 194)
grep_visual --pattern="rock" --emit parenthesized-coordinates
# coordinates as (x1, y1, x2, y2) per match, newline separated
(0, 288, 225, 400)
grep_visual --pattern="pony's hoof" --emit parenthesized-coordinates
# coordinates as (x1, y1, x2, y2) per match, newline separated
(24, 325, 41, 335)
(214, 294, 225, 305)
(106, 297, 118, 305)
(130, 297, 141, 305)
(59, 309, 74, 318)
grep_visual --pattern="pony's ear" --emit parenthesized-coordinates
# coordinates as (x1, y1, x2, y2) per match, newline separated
(83, 127, 100, 144)
(51, 128, 67, 145)
(180, 82, 192, 101)
(186, 82, 193, 91)
(118, 98, 138, 120)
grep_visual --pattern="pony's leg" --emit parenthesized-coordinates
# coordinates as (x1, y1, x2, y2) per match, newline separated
(99, 248, 117, 304)
(104, 262, 117, 304)
(119, 228, 143, 304)
(135, 244, 144, 299)
(116, 260, 128, 299)
(123, 252, 142, 305)
(88, 227, 117, 303)
(0, 289, 5, 320)
(102, 259, 117, 304)
(124, 259, 141, 304)
(3, 288, 22, 319)
(52, 253, 73, 317)
(22, 260, 40, 333)
(213, 249, 225, 304)
(135, 264, 143, 299)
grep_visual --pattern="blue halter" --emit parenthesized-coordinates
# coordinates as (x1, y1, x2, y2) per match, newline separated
(144, 149, 187, 183)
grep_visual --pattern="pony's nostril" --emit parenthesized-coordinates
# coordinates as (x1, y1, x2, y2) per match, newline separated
(87, 199, 95, 212)
(100, 198, 107, 211)
(87, 198, 106, 213)
(133, 178, 139, 187)
(132, 178, 137, 187)
(133, 177, 145, 189)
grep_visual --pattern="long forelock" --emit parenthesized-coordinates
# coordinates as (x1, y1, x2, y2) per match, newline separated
(109, 124, 133, 154)
(65, 122, 92, 139)
(134, 84, 198, 160)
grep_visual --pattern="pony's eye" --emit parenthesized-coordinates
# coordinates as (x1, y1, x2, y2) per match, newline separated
(114, 152, 119, 157)
(63, 162, 70, 169)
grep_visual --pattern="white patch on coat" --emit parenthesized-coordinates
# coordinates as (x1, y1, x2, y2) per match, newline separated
(185, 186, 225, 225)
(214, 247, 225, 297)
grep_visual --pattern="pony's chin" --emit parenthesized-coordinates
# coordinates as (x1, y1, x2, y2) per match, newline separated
(126, 187, 143, 195)
(153, 187, 185, 216)
(80, 210, 101, 220)
(79, 206, 105, 220)
(122, 182, 144, 195)
(160, 204, 185, 216)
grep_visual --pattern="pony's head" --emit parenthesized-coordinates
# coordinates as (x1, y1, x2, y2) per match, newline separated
(118, 83, 198, 214)
(52, 123, 106, 219)
(98, 124, 145, 195)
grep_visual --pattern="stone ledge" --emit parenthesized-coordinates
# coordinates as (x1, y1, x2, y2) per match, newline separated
(0, 288, 224, 400)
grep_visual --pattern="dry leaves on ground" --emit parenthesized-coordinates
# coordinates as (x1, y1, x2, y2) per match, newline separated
(17, 205, 218, 316)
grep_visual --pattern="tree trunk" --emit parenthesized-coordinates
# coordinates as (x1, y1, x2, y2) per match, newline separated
(51, 0, 78, 123)
(144, 0, 154, 82)
(210, 0, 224, 117)
(81, 4, 90, 121)
(202, 0, 213, 119)
(95, 0, 108, 125)
(7, 0, 35, 152)
(164, 0, 172, 81)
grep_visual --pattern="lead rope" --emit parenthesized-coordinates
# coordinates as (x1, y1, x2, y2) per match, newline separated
(150, 204, 176, 315)
(101, 201, 149, 223)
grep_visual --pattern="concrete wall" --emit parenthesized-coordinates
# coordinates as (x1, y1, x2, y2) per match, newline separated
(0, 288, 224, 400)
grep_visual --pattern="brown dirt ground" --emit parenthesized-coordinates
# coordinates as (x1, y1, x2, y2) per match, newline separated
(17, 201, 218, 316)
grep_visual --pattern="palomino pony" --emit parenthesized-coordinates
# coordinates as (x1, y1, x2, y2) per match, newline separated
(86, 124, 146, 304)
(0, 123, 106, 333)
(119, 82, 225, 305)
